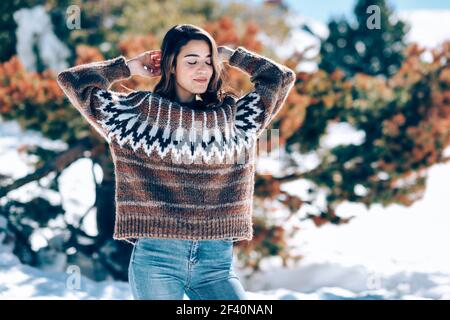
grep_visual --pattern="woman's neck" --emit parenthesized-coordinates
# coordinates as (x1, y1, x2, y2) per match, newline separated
(175, 94, 202, 108)
(174, 84, 196, 104)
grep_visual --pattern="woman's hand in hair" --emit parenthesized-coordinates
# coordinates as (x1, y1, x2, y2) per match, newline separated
(126, 50, 162, 77)
(217, 46, 235, 64)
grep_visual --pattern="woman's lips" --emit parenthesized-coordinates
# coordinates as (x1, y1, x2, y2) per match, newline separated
(194, 78, 208, 83)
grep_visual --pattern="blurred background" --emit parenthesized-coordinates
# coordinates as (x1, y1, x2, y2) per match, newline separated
(0, 0, 449, 299)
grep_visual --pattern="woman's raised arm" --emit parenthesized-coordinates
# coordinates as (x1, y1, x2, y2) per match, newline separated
(57, 51, 161, 141)
(224, 46, 296, 138)
(57, 56, 132, 141)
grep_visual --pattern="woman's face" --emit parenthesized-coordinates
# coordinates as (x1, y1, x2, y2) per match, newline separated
(173, 40, 214, 99)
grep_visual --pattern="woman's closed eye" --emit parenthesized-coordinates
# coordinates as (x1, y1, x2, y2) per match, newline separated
(188, 61, 212, 65)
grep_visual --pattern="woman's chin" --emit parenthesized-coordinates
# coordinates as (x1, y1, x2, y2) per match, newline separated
(192, 89, 207, 94)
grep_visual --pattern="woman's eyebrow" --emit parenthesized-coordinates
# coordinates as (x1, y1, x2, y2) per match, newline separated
(183, 54, 212, 58)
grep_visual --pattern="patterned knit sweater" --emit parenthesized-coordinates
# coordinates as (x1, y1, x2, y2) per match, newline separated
(57, 46, 296, 244)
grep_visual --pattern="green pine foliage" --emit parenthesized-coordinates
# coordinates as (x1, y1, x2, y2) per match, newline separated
(319, 0, 410, 77)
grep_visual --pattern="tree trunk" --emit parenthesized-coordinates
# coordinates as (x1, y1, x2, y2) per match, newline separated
(94, 147, 116, 244)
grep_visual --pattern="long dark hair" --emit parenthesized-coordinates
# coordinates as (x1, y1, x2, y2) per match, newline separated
(153, 24, 240, 108)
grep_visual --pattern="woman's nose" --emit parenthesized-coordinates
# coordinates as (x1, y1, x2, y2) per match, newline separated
(198, 63, 210, 71)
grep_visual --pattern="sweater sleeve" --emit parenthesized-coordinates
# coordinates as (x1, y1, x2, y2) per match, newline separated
(228, 46, 296, 138)
(56, 56, 132, 141)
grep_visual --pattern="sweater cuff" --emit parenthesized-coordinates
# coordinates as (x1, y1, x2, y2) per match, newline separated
(228, 46, 296, 86)
(228, 46, 255, 73)
(106, 56, 131, 83)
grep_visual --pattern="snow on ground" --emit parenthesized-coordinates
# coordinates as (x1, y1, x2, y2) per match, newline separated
(242, 162, 450, 300)
(0, 238, 132, 299)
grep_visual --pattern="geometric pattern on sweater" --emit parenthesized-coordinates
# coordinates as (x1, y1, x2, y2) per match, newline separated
(94, 88, 263, 163)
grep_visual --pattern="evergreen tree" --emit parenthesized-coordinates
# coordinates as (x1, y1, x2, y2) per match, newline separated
(319, 0, 409, 77)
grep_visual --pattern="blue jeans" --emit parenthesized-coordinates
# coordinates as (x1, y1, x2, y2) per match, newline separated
(128, 237, 248, 300)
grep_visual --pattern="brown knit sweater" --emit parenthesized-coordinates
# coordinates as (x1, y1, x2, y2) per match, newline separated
(57, 46, 296, 244)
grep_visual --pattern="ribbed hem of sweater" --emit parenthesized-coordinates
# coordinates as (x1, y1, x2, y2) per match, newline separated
(112, 213, 253, 244)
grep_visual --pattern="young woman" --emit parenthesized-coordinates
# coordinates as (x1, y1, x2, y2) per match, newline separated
(57, 24, 296, 300)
